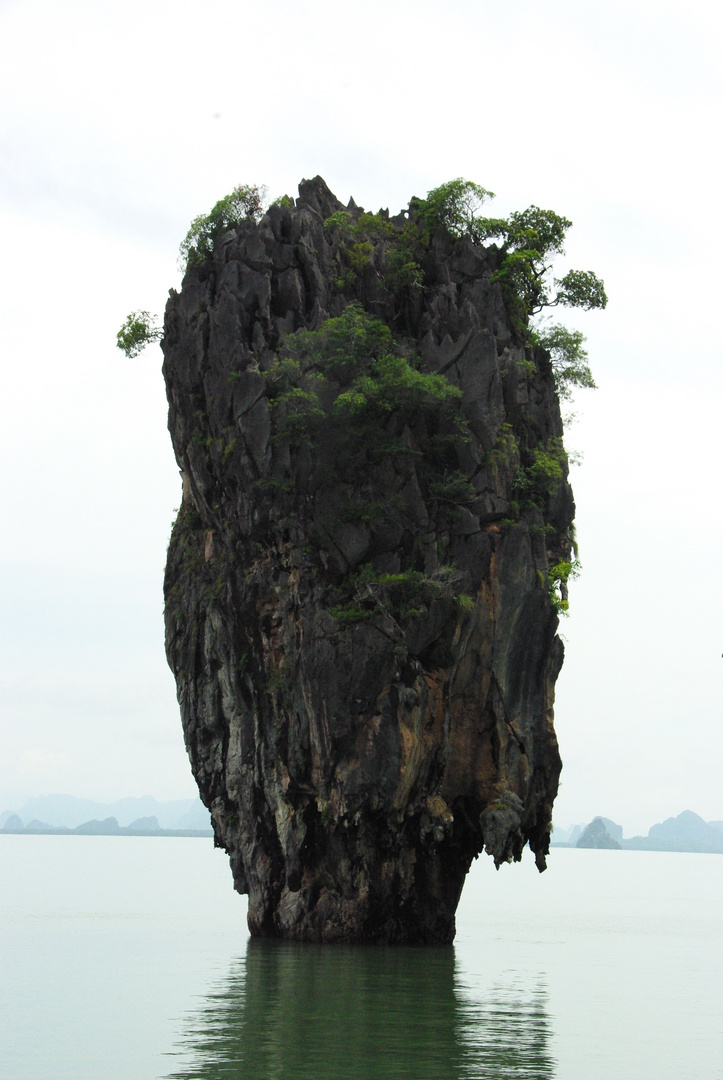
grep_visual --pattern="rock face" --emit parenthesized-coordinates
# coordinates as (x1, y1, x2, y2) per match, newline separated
(162, 177, 574, 943)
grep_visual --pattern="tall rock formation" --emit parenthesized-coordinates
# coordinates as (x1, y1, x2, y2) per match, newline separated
(162, 177, 574, 943)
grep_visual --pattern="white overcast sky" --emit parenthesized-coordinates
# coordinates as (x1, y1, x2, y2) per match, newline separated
(0, 0, 721, 836)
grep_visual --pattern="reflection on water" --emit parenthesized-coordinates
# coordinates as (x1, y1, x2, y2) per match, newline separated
(163, 939, 554, 1080)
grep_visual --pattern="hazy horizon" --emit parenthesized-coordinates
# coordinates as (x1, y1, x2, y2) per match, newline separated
(2, 0, 722, 839)
(2, 790, 720, 841)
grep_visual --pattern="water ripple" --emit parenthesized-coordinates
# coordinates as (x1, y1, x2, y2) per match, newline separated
(162, 939, 555, 1080)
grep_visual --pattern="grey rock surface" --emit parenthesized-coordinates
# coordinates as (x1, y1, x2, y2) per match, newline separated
(162, 177, 574, 942)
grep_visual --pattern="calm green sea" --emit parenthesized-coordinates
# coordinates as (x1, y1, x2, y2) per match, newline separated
(1, 836, 721, 1079)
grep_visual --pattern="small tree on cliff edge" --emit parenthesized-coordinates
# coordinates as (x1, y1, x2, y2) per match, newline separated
(418, 179, 607, 321)
(178, 183, 267, 268)
(116, 183, 268, 358)
(116, 311, 162, 358)
(415, 179, 606, 398)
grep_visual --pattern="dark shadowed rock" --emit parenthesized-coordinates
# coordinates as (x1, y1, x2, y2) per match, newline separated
(162, 177, 575, 943)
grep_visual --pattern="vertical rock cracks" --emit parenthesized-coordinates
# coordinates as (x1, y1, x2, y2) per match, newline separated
(162, 177, 573, 943)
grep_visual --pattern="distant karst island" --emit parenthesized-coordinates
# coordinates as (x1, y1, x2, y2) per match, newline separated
(552, 811, 723, 854)
(4, 800, 719, 854)
(1, 816, 213, 837)
(0, 795, 212, 836)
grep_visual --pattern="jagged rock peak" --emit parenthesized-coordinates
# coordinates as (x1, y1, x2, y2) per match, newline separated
(297, 175, 345, 218)
(162, 177, 574, 943)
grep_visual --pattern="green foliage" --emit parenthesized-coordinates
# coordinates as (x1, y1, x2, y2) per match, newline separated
(489, 422, 519, 467)
(333, 353, 461, 422)
(383, 234, 425, 291)
(514, 438, 568, 506)
(337, 492, 402, 525)
(179, 183, 268, 269)
(489, 207, 608, 320)
(323, 210, 354, 240)
(355, 212, 395, 242)
(417, 179, 495, 239)
(412, 181, 607, 341)
(332, 565, 463, 625)
(532, 324, 597, 401)
(516, 357, 537, 379)
(323, 210, 423, 302)
(427, 471, 478, 508)
(116, 310, 162, 357)
(267, 657, 291, 695)
(553, 270, 608, 311)
(548, 558, 581, 615)
(505, 206, 571, 258)
(270, 387, 326, 443)
(263, 304, 477, 627)
(347, 239, 375, 276)
(530, 442, 565, 484)
(281, 301, 392, 383)
(264, 304, 464, 462)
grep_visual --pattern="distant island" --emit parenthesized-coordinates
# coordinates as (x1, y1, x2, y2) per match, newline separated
(0, 794, 212, 837)
(1, 814, 212, 837)
(552, 810, 723, 854)
(4, 798, 721, 853)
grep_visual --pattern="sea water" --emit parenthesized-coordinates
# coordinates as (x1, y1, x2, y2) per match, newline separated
(1, 835, 721, 1079)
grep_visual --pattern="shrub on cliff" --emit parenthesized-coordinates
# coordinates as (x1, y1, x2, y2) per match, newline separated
(415, 179, 607, 345)
(265, 303, 464, 459)
(416, 184, 606, 303)
(323, 209, 423, 300)
(322, 178, 605, 394)
(178, 183, 268, 269)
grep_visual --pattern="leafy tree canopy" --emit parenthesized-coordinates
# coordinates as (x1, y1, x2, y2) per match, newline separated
(266, 302, 463, 449)
(281, 300, 393, 383)
(417, 180, 607, 323)
(414, 179, 495, 239)
(414, 179, 606, 406)
(532, 324, 597, 402)
(178, 183, 268, 269)
(116, 310, 162, 358)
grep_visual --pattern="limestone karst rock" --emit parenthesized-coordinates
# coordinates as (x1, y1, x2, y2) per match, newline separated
(162, 177, 574, 943)
(576, 817, 622, 849)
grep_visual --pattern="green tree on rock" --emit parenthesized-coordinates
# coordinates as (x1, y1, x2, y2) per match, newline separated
(116, 310, 162, 358)
(415, 179, 607, 383)
(179, 183, 268, 269)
